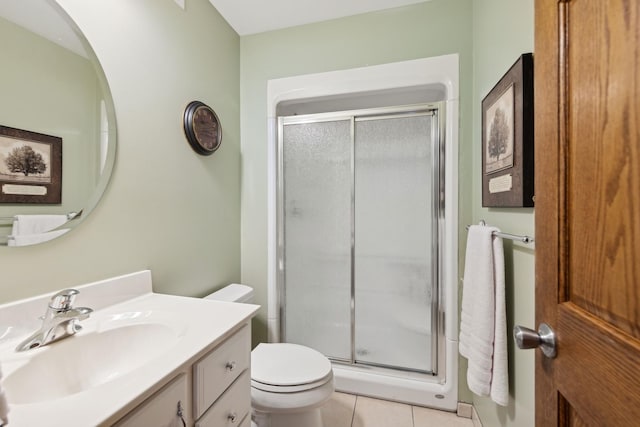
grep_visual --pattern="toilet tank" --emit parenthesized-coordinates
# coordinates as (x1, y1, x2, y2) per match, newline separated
(204, 284, 254, 304)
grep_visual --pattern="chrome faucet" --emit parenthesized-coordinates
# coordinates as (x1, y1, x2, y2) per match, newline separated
(15, 289, 93, 352)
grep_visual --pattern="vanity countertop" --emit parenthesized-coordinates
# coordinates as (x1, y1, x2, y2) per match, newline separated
(0, 271, 259, 427)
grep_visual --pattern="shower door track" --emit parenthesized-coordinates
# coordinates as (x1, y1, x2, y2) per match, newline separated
(330, 358, 435, 376)
(277, 103, 445, 376)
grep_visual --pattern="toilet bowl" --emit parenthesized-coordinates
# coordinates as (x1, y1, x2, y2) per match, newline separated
(205, 285, 334, 427)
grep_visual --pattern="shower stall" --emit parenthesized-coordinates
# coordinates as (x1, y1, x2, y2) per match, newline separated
(279, 104, 441, 372)
(266, 56, 459, 410)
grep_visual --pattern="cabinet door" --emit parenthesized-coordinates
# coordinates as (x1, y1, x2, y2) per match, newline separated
(114, 374, 189, 427)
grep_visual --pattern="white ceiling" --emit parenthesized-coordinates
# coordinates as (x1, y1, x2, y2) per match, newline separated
(0, 0, 430, 58)
(207, 0, 431, 36)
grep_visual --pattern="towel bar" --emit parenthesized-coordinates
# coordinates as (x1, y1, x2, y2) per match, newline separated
(465, 221, 535, 244)
(0, 210, 82, 223)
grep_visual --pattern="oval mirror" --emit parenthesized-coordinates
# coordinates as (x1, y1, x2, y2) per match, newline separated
(0, 0, 116, 247)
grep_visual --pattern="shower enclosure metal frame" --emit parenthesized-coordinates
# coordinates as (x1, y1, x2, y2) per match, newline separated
(276, 103, 446, 376)
(265, 54, 459, 410)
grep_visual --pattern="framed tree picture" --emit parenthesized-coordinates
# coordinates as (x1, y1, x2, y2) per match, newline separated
(0, 125, 62, 204)
(482, 53, 534, 207)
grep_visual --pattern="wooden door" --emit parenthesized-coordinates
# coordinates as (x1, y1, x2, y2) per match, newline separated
(535, 0, 640, 426)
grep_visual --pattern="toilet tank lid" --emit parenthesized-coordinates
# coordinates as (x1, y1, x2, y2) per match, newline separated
(204, 283, 254, 303)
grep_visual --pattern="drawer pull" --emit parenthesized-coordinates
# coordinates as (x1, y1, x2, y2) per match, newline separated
(228, 412, 238, 423)
(177, 400, 186, 427)
(226, 361, 236, 372)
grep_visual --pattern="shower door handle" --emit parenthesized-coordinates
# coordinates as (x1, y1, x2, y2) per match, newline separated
(513, 323, 557, 358)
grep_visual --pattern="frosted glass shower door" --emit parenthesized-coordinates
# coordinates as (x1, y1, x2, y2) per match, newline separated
(354, 113, 436, 372)
(281, 119, 352, 361)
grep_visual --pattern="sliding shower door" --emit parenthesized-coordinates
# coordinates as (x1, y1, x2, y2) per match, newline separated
(280, 118, 353, 361)
(354, 114, 436, 372)
(279, 105, 442, 373)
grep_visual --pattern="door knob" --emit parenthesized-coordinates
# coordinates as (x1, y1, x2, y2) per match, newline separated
(513, 323, 556, 358)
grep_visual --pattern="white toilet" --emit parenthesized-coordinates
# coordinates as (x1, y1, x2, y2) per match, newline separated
(205, 284, 334, 427)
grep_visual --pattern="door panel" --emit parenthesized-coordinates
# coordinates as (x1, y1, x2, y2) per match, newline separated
(567, 408, 589, 427)
(535, 0, 640, 426)
(354, 114, 434, 372)
(556, 304, 640, 424)
(281, 119, 352, 360)
(567, 0, 640, 337)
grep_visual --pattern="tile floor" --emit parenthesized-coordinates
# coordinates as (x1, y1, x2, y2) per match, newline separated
(320, 392, 474, 427)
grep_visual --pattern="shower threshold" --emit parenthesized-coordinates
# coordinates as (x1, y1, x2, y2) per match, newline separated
(329, 339, 458, 411)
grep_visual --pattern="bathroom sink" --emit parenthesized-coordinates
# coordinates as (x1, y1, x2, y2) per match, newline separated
(0, 271, 260, 427)
(3, 320, 181, 404)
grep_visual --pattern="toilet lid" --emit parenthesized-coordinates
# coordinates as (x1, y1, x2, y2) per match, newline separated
(251, 343, 332, 387)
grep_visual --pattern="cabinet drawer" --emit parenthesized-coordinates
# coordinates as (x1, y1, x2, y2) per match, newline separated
(196, 370, 251, 427)
(193, 324, 250, 418)
(114, 374, 188, 427)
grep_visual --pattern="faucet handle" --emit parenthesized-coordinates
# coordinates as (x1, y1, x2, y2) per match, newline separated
(49, 289, 80, 310)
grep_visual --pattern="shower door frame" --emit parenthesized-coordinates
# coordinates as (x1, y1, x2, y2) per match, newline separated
(276, 103, 446, 375)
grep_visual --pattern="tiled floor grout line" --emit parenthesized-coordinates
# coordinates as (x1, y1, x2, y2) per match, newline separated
(350, 394, 358, 427)
(411, 405, 415, 427)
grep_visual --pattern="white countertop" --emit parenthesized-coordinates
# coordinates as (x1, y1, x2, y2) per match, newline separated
(0, 271, 259, 427)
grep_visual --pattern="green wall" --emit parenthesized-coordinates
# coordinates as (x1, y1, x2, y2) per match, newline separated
(0, 0, 241, 304)
(239, 0, 474, 349)
(471, 0, 535, 426)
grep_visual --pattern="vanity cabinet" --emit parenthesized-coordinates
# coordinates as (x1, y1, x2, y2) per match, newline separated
(113, 323, 252, 427)
(113, 374, 189, 427)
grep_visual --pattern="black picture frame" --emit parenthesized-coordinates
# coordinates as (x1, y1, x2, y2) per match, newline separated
(482, 53, 534, 207)
(0, 125, 62, 204)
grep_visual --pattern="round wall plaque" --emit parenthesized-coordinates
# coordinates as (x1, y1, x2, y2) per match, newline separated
(183, 101, 222, 155)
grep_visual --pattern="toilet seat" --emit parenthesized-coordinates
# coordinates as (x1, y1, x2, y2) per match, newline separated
(251, 376, 335, 413)
(251, 343, 333, 393)
(251, 374, 333, 393)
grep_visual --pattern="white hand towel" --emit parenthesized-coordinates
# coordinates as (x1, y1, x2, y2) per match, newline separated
(12, 214, 68, 236)
(459, 224, 508, 406)
(8, 228, 69, 247)
(0, 363, 9, 425)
